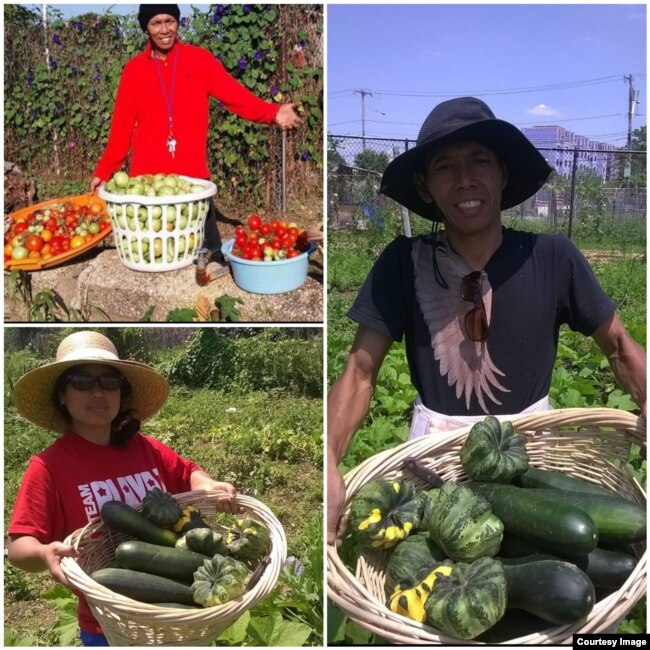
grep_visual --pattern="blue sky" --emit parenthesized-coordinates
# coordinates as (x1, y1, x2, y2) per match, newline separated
(20, 4, 210, 20)
(327, 4, 646, 147)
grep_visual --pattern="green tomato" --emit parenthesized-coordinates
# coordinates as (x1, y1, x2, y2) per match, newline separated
(178, 215, 188, 229)
(113, 171, 129, 189)
(88, 222, 100, 235)
(11, 246, 28, 260)
(152, 206, 163, 219)
(151, 218, 162, 232)
(153, 238, 164, 257)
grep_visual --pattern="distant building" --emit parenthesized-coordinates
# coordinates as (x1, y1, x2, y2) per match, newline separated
(522, 125, 619, 180)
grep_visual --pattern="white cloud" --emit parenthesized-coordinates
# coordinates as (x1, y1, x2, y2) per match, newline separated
(528, 103, 560, 117)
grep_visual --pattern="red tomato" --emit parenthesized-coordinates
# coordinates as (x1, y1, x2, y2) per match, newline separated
(269, 220, 279, 231)
(259, 223, 272, 237)
(248, 214, 262, 231)
(13, 222, 28, 235)
(99, 221, 109, 231)
(271, 240, 282, 251)
(287, 248, 301, 258)
(275, 225, 287, 239)
(46, 217, 58, 231)
(25, 235, 45, 252)
(65, 215, 78, 228)
(288, 226, 299, 237)
(234, 226, 247, 238)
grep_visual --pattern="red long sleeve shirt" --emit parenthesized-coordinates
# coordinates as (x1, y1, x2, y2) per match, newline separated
(93, 40, 280, 180)
(8, 431, 201, 634)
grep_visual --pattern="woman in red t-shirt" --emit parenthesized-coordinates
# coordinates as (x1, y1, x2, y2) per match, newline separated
(7, 330, 239, 646)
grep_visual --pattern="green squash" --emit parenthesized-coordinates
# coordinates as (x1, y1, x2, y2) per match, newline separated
(176, 527, 228, 557)
(140, 487, 183, 528)
(460, 416, 529, 483)
(385, 532, 448, 596)
(424, 557, 508, 639)
(348, 479, 422, 550)
(226, 517, 270, 562)
(387, 561, 454, 623)
(172, 505, 209, 534)
(423, 483, 503, 562)
(191, 555, 251, 607)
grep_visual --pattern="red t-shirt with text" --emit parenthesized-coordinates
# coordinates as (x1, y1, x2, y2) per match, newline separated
(8, 432, 201, 634)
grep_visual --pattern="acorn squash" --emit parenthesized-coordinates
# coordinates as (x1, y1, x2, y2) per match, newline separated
(176, 527, 228, 557)
(460, 416, 529, 483)
(423, 482, 503, 562)
(387, 561, 454, 623)
(140, 487, 183, 528)
(424, 556, 508, 639)
(348, 479, 422, 550)
(191, 554, 251, 607)
(225, 517, 270, 562)
(385, 532, 448, 596)
(172, 505, 209, 534)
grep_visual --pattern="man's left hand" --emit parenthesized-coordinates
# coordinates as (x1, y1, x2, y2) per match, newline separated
(275, 103, 304, 130)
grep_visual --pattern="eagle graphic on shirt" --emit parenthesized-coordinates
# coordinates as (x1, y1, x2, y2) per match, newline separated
(412, 236, 510, 413)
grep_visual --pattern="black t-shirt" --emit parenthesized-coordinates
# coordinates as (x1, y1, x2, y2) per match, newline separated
(348, 228, 616, 416)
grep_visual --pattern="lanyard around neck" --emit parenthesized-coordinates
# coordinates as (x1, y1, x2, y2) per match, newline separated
(153, 50, 178, 133)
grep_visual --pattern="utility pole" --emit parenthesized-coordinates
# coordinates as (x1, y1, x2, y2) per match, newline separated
(354, 89, 373, 150)
(623, 74, 640, 178)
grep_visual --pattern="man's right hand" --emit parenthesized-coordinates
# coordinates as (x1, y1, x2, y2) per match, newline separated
(327, 461, 347, 546)
(89, 176, 103, 193)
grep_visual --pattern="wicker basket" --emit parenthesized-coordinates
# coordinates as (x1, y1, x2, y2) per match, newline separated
(328, 408, 646, 645)
(61, 491, 287, 646)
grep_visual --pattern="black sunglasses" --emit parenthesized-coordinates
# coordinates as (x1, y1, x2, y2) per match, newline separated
(461, 271, 489, 342)
(64, 373, 124, 392)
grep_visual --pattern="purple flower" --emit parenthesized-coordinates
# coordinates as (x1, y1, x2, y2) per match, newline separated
(216, 100, 224, 109)
(31, 111, 39, 120)
(73, 20, 83, 29)
(68, 140, 77, 148)
(254, 50, 262, 61)
(93, 73, 101, 82)
(26, 73, 34, 85)
(212, 12, 222, 23)
(70, 65, 78, 73)
(299, 40, 306, 48)
(50, 59, 58, 70)
(243, 5, 251, 13)
(238, 56, 247, 71)
(301, 151, 311, 161)
(52, 33, 61, 44)
(270, 84, 280, 95)
(180, 17, 187, 26)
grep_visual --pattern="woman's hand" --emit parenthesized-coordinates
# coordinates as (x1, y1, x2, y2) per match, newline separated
(275, 103, 304, 130)
(42, 542, 79, 587)
(190, 471, 242, 513)
(7, 535, 78, 588)
(90, 176, 104, 193)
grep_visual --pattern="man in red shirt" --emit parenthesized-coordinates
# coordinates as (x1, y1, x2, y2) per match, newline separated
(90, 4, 303, 261)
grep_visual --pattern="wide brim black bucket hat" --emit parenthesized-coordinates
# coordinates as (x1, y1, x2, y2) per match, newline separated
(380, 97, 553, 221)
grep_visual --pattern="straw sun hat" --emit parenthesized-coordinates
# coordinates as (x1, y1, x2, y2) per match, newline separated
(13, 330, 170, 433)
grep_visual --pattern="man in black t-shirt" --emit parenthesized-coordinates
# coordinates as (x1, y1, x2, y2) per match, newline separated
(327, 97, 646, 546)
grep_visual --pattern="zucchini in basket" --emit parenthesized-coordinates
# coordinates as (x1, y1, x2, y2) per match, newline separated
(101, 501, 178, 547)
(90, 568, 195, 605)
(115, 540, 207, 584)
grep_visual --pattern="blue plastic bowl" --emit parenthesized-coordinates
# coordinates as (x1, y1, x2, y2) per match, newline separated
(221, 238, 316, 294)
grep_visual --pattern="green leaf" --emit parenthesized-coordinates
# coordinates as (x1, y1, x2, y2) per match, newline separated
(249, 612, 312, 647)
(217, 610, 250, 644)
(166, 308, 197, 322)
(327, 602, 348, 642)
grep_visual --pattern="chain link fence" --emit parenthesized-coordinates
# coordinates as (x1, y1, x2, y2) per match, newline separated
(328, 135, 646, 237)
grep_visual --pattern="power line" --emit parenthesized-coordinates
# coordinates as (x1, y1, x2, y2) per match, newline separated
(330, 74, 645, 99)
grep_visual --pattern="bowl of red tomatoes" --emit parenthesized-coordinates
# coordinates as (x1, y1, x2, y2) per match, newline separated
(221, 214, 315, 294)
(4, 194, 112, 271)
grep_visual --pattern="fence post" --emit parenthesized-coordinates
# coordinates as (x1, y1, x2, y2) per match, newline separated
(567, 147, 578, 240)
(395, 143, 412, 237)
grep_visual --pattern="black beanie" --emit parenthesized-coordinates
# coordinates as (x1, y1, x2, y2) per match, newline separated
(138, 5, 181, 31)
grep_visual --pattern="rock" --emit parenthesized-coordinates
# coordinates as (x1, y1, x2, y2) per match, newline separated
(4, 245, 324, 323)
